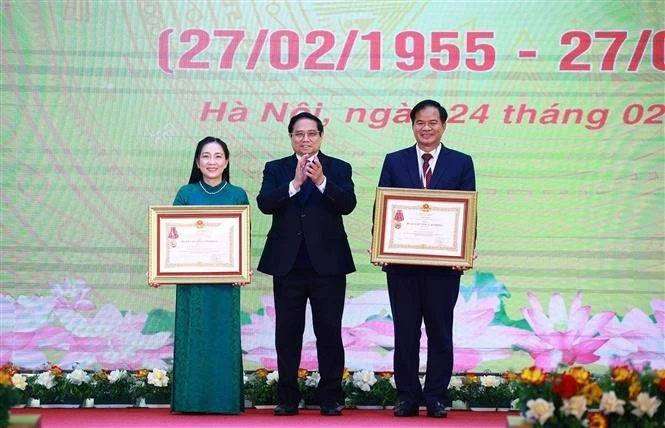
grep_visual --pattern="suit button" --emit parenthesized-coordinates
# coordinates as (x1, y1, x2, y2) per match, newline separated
(297, 231, 302, 236)
(301, 214, 306, 218)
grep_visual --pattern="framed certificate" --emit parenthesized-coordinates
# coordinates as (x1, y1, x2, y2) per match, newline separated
(371, 187, 477, 267)
(148, 205, 250, 284)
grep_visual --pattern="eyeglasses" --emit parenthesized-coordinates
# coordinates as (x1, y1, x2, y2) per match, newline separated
(290, 130, 321, 140)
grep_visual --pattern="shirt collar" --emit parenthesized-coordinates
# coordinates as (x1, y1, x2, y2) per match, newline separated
(416, 144, 441, 160)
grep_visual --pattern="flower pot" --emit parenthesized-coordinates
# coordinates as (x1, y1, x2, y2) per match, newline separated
(26, 398, 41, 408)
(451, 399, 467, 409)
(134, 397, 147, 408)
(254, 404, 277, 410)
(355, 405, 383, 410)
(506, 415, 532, 428)
(81, 398, 95, 408)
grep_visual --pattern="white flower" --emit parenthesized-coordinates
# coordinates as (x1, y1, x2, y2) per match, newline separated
(630, 392, 662, 418)
(389, 376, 396, 389)
(352, 370, 377, 392)
(419, 374, 426, 388)
(525, 398, 555, 425)
(562, 395, 587, 420)
(305, 372, 321, 387)
(479, 375, 501, 388)
(449, 376, 463, 389)
(108, 370, 128, 384)
(599, 390, 625, 415)
(37, 371, 55, 389)
(66, 368, 90, 385)
(243, 373, 249, 384)
(11, 373, 27, 390)
(147, 368, 169, 387)
(266, 371, 279, 385)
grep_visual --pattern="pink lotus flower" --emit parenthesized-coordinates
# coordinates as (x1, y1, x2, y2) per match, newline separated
(419, 292, 525, 371)
(0, 294, 73, 368)
(515, 292, 615, 370)
(56, 304, 173, 370)
(596, 299, 665, 369)
(48, 278, 95, 311)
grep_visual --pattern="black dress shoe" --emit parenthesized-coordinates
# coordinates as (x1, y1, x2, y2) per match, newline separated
(393, 401, 419, 417)
(320, 402, 344, 416)
(426, 402, 448, 418)
(273, 403, 299, 416)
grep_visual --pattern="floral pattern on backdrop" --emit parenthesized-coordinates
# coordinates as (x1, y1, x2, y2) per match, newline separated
(1, 272, 663, 374)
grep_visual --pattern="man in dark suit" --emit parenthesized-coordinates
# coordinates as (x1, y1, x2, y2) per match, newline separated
(375, 99, 476, 418)
(257, 112, 356, 417)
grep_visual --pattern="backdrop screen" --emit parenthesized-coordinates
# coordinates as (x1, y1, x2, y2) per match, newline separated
(1, 0, 663, 373)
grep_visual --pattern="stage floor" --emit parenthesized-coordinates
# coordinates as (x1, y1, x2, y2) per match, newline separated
(11, 407, 521, 427)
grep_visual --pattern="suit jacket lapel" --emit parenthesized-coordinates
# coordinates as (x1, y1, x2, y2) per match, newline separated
(429, 145, 448, 189)
(405, 145, 422, 188)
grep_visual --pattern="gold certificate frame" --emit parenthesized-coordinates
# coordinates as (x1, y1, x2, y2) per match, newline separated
(371, 187, 477, 267)
(148, 205, 250, 284)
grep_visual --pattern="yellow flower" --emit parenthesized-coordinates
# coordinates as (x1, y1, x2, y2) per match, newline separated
(580, 382, 603, 406)
(502, 371, 517, 382)
(519, 366, 547, 386)
(135, 368, 150, 380)
(342, 368, 351, 381)
(628, 379, 642, 400)
(588, 412, 608, 428)
(610, 365, 632, 383)
(0, 371, 11, 386)
(655, 369, 665, 381)
(1, 363, 18, 377)
(464, 373, 479, 385)
(49, 365, 63, 376)
(297, 368, 309, 379)
(94, 370, 109, 382)
(566, 366, 591, 386)
(255, 368, 269, 378)
(378, 371, 393, 379)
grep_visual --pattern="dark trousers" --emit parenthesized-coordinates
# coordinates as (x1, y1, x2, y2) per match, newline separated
(387, 271, 461, 406)
(273, 271, 346, 407)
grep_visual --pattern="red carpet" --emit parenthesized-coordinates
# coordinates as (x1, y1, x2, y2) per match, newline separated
(11, 407, 518, 427)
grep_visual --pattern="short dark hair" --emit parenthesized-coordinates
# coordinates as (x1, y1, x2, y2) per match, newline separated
(187, 136, 231, 184)
(287, 111, 324, 134)
(410, 99, 448, 124)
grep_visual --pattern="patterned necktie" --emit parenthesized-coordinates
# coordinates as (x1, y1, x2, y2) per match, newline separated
(422, 153, 433, 188)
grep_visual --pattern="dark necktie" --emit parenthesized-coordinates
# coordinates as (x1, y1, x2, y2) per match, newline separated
(422, 153, 433, 188)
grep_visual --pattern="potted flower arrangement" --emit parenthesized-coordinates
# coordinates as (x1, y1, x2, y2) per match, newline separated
(448, 375, 467, 409)
(130, 368, 170, 406)
(344, 369, 396, 408)
(373, 371, 397, 407)
(25, 365, 70, 406)
(461, 372, 518, 410)
(65, 367, 94, 407)
(90, 369, 134, 405)
(298, 369, 320, 408)
(514, 364, 665, 427)
(1, 363, 26, 426)
(244, 368, 278, 408)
